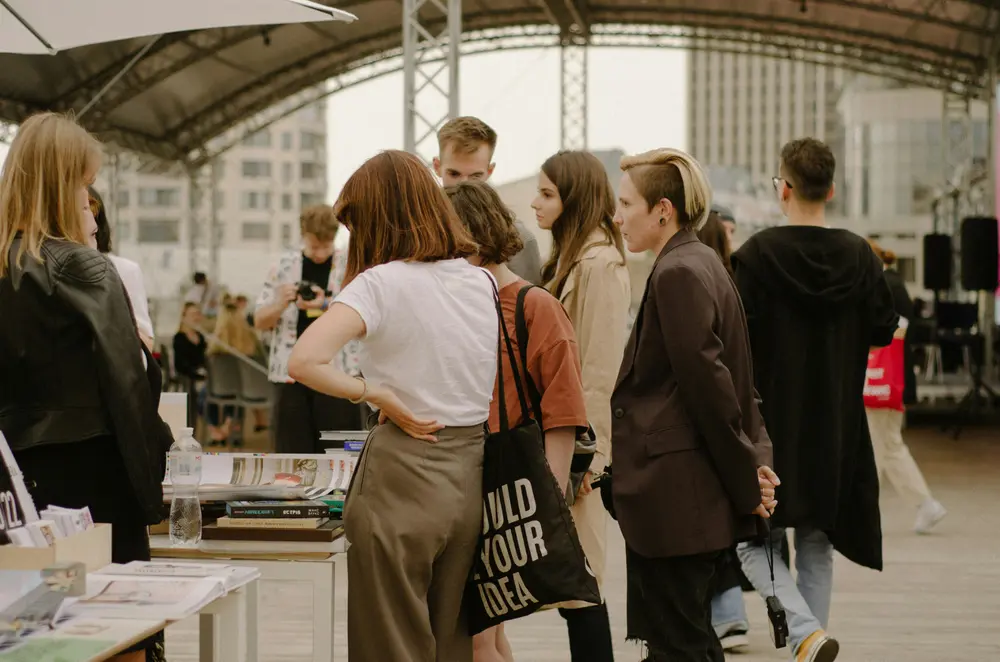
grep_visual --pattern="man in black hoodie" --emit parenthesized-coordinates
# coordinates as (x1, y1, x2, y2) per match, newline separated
(731, 138, 898, 662)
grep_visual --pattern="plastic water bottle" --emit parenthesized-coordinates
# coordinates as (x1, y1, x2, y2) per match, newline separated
(168, 427, 203, 546)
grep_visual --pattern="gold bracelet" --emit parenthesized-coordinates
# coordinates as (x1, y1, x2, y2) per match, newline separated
(349, 376, 368, 404)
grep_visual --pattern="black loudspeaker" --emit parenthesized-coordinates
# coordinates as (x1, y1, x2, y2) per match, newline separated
(923, 234, 953, 291)
(960, 217, 999, 291)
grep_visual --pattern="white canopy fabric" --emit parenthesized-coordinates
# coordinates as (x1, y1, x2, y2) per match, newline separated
(0, 0, 356, 55)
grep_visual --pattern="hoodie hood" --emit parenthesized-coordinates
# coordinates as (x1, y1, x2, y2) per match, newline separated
(732, 226, 882, 309)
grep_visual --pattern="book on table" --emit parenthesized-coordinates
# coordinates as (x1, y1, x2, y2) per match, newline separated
(225, 500, 329, 519)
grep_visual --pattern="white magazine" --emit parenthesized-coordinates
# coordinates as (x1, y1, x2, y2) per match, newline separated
(97, 562, 259, 594)
(65, 575, 225, 621)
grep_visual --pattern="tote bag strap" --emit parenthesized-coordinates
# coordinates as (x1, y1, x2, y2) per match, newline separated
(485, 273, 535, 433)
(514, 285, 545, 429)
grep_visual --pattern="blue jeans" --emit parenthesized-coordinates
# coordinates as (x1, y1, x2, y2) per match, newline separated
(737, 527, 833, 655)
(711, 586, 748, 636)
(196, 386, 237, 427)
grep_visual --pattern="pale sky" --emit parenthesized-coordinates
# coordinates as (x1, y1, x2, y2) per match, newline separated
(327, 47, 688, 196)
(0, 47, 688, 196)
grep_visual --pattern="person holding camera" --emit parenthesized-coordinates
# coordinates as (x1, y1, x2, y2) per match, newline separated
(254, 205, 362, 452)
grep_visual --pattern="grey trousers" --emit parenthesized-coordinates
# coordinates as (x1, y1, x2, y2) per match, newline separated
(344, 421, 485, 662)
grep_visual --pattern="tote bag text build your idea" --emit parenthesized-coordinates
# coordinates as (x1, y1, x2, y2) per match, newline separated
(465, 284, 600, 634)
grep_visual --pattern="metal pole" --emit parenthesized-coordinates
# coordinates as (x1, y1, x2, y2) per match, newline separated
(78, 36, 161, 118)
(109, 151, 121, 241)
(402, 0, 416, 154)
(448, 0, 461, 120)
(209, 159, 220, 283)
(401, 0, 462, 163)
(983, 54, 997, 378)
(560, 41, 589, 150)
(187, 168, 199, 276)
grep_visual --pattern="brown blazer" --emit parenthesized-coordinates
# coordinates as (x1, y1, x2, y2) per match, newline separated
(610, 230, 772, 559)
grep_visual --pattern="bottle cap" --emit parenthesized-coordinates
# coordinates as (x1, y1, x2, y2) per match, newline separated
(180, 427, 194, 436)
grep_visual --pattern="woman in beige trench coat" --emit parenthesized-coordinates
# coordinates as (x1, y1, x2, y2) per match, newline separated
(531, 150, 630, 662)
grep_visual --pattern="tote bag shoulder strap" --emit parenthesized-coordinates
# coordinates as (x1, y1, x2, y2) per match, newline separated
(514, 284, 544, 428)
(485, 273, 537, 433)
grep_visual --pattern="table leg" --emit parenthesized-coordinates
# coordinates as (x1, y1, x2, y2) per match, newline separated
(245, 579, 259, 662)
(199, 612, 216, 662)
(217, 589, 248, 662)
(312, 562, 335, 662)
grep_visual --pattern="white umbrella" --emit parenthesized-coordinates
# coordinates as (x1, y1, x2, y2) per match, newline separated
(0, 0, 356, 55)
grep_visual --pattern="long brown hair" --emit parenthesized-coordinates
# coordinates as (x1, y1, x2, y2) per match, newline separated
(697, 211, 733, 275)
(0, 112, 102, 278)
(336, 150, 477, 285)
(538, 151, 625, 297)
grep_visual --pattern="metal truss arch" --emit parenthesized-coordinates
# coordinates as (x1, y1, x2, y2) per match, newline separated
(157, 21, 997, 171)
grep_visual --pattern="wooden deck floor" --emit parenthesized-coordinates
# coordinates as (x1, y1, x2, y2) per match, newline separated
(165, 425, 1000, 661)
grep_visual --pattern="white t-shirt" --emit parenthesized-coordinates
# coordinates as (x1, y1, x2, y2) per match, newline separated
(109, 254, 154, 339)
(335, 259, 498, 427)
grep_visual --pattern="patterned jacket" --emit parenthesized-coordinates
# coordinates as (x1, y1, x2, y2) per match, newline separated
(255, 246, 361, 383)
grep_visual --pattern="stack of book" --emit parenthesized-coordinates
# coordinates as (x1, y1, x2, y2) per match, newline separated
(203, 500, 343, 542)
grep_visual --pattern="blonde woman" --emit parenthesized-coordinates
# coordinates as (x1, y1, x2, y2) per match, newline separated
(611, 148, 775, 661)
(209, 303, 269, 438)
(0, 112, 171, 662)
(530, 150, 629, 660)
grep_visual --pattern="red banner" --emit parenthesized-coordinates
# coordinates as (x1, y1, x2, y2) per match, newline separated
(863, 337, 905, 411)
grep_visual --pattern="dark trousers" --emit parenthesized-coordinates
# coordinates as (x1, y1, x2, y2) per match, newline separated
(559, 603, 615, 662)
(626, 547, 725, 662)
(273, 381, 365, 453)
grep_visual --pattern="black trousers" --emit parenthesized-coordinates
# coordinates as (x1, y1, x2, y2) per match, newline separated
(626, 547, 726, 662)
(273, 381, 365, 453)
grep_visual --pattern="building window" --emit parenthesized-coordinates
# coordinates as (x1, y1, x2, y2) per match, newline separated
(213, 191, 225, 210)
(137, 219, 180, 243)
(282, 162, 293, 185)
(282, 132, 293, 150)
(138, 188, 180, 208)
(241, 130, 272, 148)
(281, 223, 292, 246)
(241, 191, 272, 210)
(242, 160, 272, 178)
(242, 222, 271, 241)
(282, 193, 293, 210)
(117, 222, 131, 241)
(300, 162, 323, 180)
(300, 131, 324, 150)
(300, 192, 324, 208)
(117, 190, 130, 208)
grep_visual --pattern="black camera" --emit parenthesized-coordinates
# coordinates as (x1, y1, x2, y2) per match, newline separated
(297, 281, 320, 301)
(766, 595, 789, 649)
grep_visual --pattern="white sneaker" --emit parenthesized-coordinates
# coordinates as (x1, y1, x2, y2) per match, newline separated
(914, 498, 947, 534)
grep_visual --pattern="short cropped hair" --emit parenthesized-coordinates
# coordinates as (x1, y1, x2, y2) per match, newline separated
(620, 148, 712, 231)
(300, 204, 339, 241)
(437, 116, 498, 156)
(445, 182, 523, 266)
(780, 138, 835, 203)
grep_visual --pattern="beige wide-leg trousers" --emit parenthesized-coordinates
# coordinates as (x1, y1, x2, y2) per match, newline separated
(865, 407, 932, 508)
(344, 422, 484, 662)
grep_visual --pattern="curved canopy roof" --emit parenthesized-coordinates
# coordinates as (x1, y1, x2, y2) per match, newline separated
(0, 0, 997, 164)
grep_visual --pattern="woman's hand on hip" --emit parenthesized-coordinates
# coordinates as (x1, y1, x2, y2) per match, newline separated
(368, 385, 444, 442)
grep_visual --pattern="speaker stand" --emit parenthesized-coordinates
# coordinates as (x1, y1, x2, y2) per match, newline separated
(947, 361, 999, 440)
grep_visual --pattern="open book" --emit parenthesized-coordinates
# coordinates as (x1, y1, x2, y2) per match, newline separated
(66, 561, 259, 621)
(162, 452, 356, 502)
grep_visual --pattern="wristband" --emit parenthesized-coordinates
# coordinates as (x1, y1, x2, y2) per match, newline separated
(349, 376, 368, 404)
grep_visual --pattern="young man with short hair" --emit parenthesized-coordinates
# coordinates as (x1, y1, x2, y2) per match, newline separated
(255, 205, 363, 452)
(732, 138, 899, 662)
(434, 116, 542, 284)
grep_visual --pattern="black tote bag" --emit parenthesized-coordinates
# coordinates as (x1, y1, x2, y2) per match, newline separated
(465, 281, 601, 635)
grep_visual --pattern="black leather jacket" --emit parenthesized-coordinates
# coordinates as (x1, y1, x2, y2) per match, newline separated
(0, 236, 171, 524)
